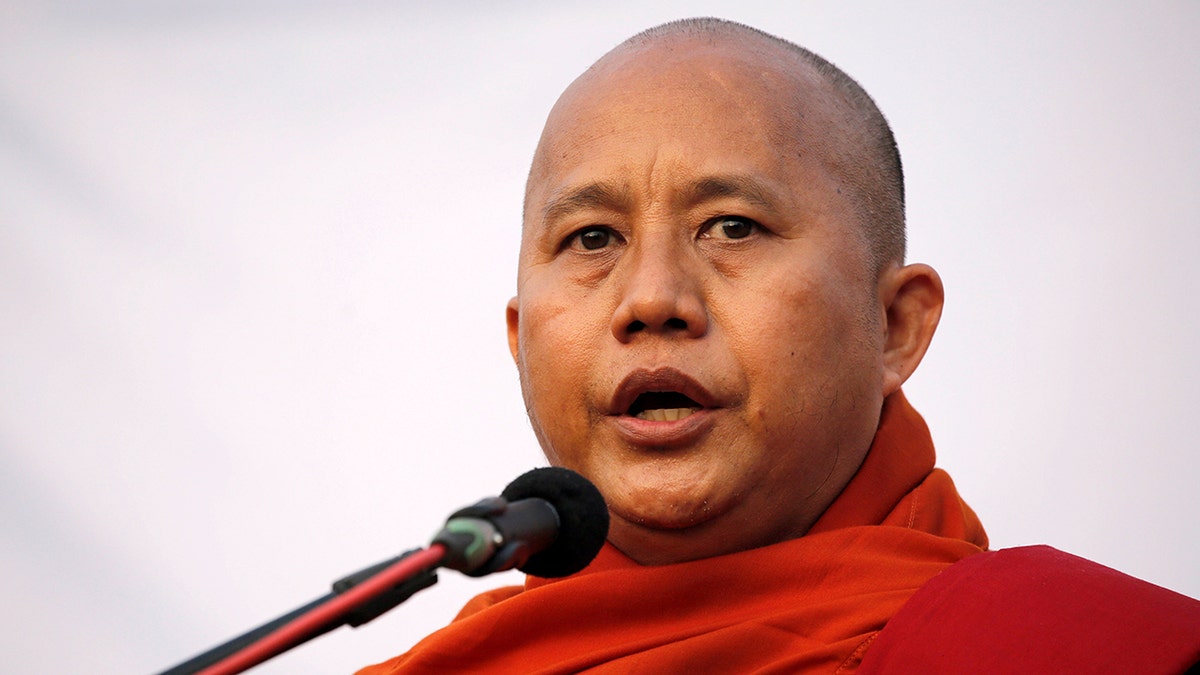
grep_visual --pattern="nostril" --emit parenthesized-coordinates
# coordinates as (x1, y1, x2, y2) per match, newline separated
(625, 317, 689, 335)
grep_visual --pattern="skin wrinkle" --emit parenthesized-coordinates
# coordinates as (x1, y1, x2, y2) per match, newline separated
(804, 442, 842, 502)
(541, 180, 632, 231)
(682, 174, 779, 215)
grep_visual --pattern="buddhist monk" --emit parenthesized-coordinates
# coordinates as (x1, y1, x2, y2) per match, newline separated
(359, 18, 1200, 673)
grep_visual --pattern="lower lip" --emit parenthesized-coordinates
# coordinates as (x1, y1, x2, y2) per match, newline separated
(607, 409, 716, 449)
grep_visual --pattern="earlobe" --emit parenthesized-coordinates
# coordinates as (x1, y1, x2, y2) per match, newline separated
(879, 263, 944, 396)
(506, 296, 521, 364)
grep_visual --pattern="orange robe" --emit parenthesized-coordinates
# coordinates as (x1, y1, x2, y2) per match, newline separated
(357, 392, 988, 673)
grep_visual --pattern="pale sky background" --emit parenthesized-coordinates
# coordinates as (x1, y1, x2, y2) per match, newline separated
(2, 2, 1197, 674)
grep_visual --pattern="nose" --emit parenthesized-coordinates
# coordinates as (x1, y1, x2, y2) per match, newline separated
(610, 243, 708, 343)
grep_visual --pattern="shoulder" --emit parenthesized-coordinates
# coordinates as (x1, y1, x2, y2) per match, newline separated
(451, 584, 524, 621)
(859, 545, 1200, 674)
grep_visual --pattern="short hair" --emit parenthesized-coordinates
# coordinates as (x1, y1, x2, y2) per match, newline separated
(617, 18, 907, 271)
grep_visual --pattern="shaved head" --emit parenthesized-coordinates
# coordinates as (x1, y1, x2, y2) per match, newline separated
(527, 17, 906, 273)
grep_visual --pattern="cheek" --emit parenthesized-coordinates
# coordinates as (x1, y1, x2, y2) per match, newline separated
(516, 292, 606, 449)
(519, 295, 597, 384)
(519, 267, 606, 350)
(724, 275, 838, 368)
(728, 270, 879, 421)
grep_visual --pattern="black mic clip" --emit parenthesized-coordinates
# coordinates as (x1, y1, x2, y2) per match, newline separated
(431, 495, 558, 577)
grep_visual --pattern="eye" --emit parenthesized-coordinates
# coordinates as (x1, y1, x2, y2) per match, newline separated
(702, 216, 760, 240)
(568, 226, 620, 251)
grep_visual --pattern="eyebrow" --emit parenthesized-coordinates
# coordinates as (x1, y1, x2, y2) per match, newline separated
(541, 181, 631, 226)
(537, 173, 781, 227)
(681, 174, 779, 213)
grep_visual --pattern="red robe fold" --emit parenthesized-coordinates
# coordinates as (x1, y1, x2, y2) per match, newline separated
(357, 392, 988, 673)
(857, 545, 1200, 674)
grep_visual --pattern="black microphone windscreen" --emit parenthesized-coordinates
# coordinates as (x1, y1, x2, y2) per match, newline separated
(500, 467, 609, 578)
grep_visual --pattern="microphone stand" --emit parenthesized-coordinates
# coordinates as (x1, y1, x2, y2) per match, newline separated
(156, 466, 606, 674)
(158, 548, 441, 675)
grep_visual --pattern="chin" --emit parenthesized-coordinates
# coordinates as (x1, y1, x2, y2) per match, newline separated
(614, 504, 708, 530)
(607, 482, 731, 530)
(596, 453, 740, 516)
(607, 514, 756, 567)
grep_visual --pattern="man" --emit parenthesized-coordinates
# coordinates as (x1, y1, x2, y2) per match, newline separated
(360, 18, 1199, 673)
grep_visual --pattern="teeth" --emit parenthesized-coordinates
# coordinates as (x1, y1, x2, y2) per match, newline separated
(635, 407, 700, 422)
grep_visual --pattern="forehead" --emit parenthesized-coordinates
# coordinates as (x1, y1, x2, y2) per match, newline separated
(525, 37, 849, 219)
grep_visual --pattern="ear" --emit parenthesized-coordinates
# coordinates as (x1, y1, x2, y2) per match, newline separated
(506, 296, 521, 364)
(878, 263, 944, 397)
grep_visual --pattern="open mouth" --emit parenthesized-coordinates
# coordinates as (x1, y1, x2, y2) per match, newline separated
(627, 391, 702, 422)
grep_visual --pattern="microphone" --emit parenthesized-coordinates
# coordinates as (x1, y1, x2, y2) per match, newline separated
(433, 466, 609, 578)
(158, 467, 609, 675)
